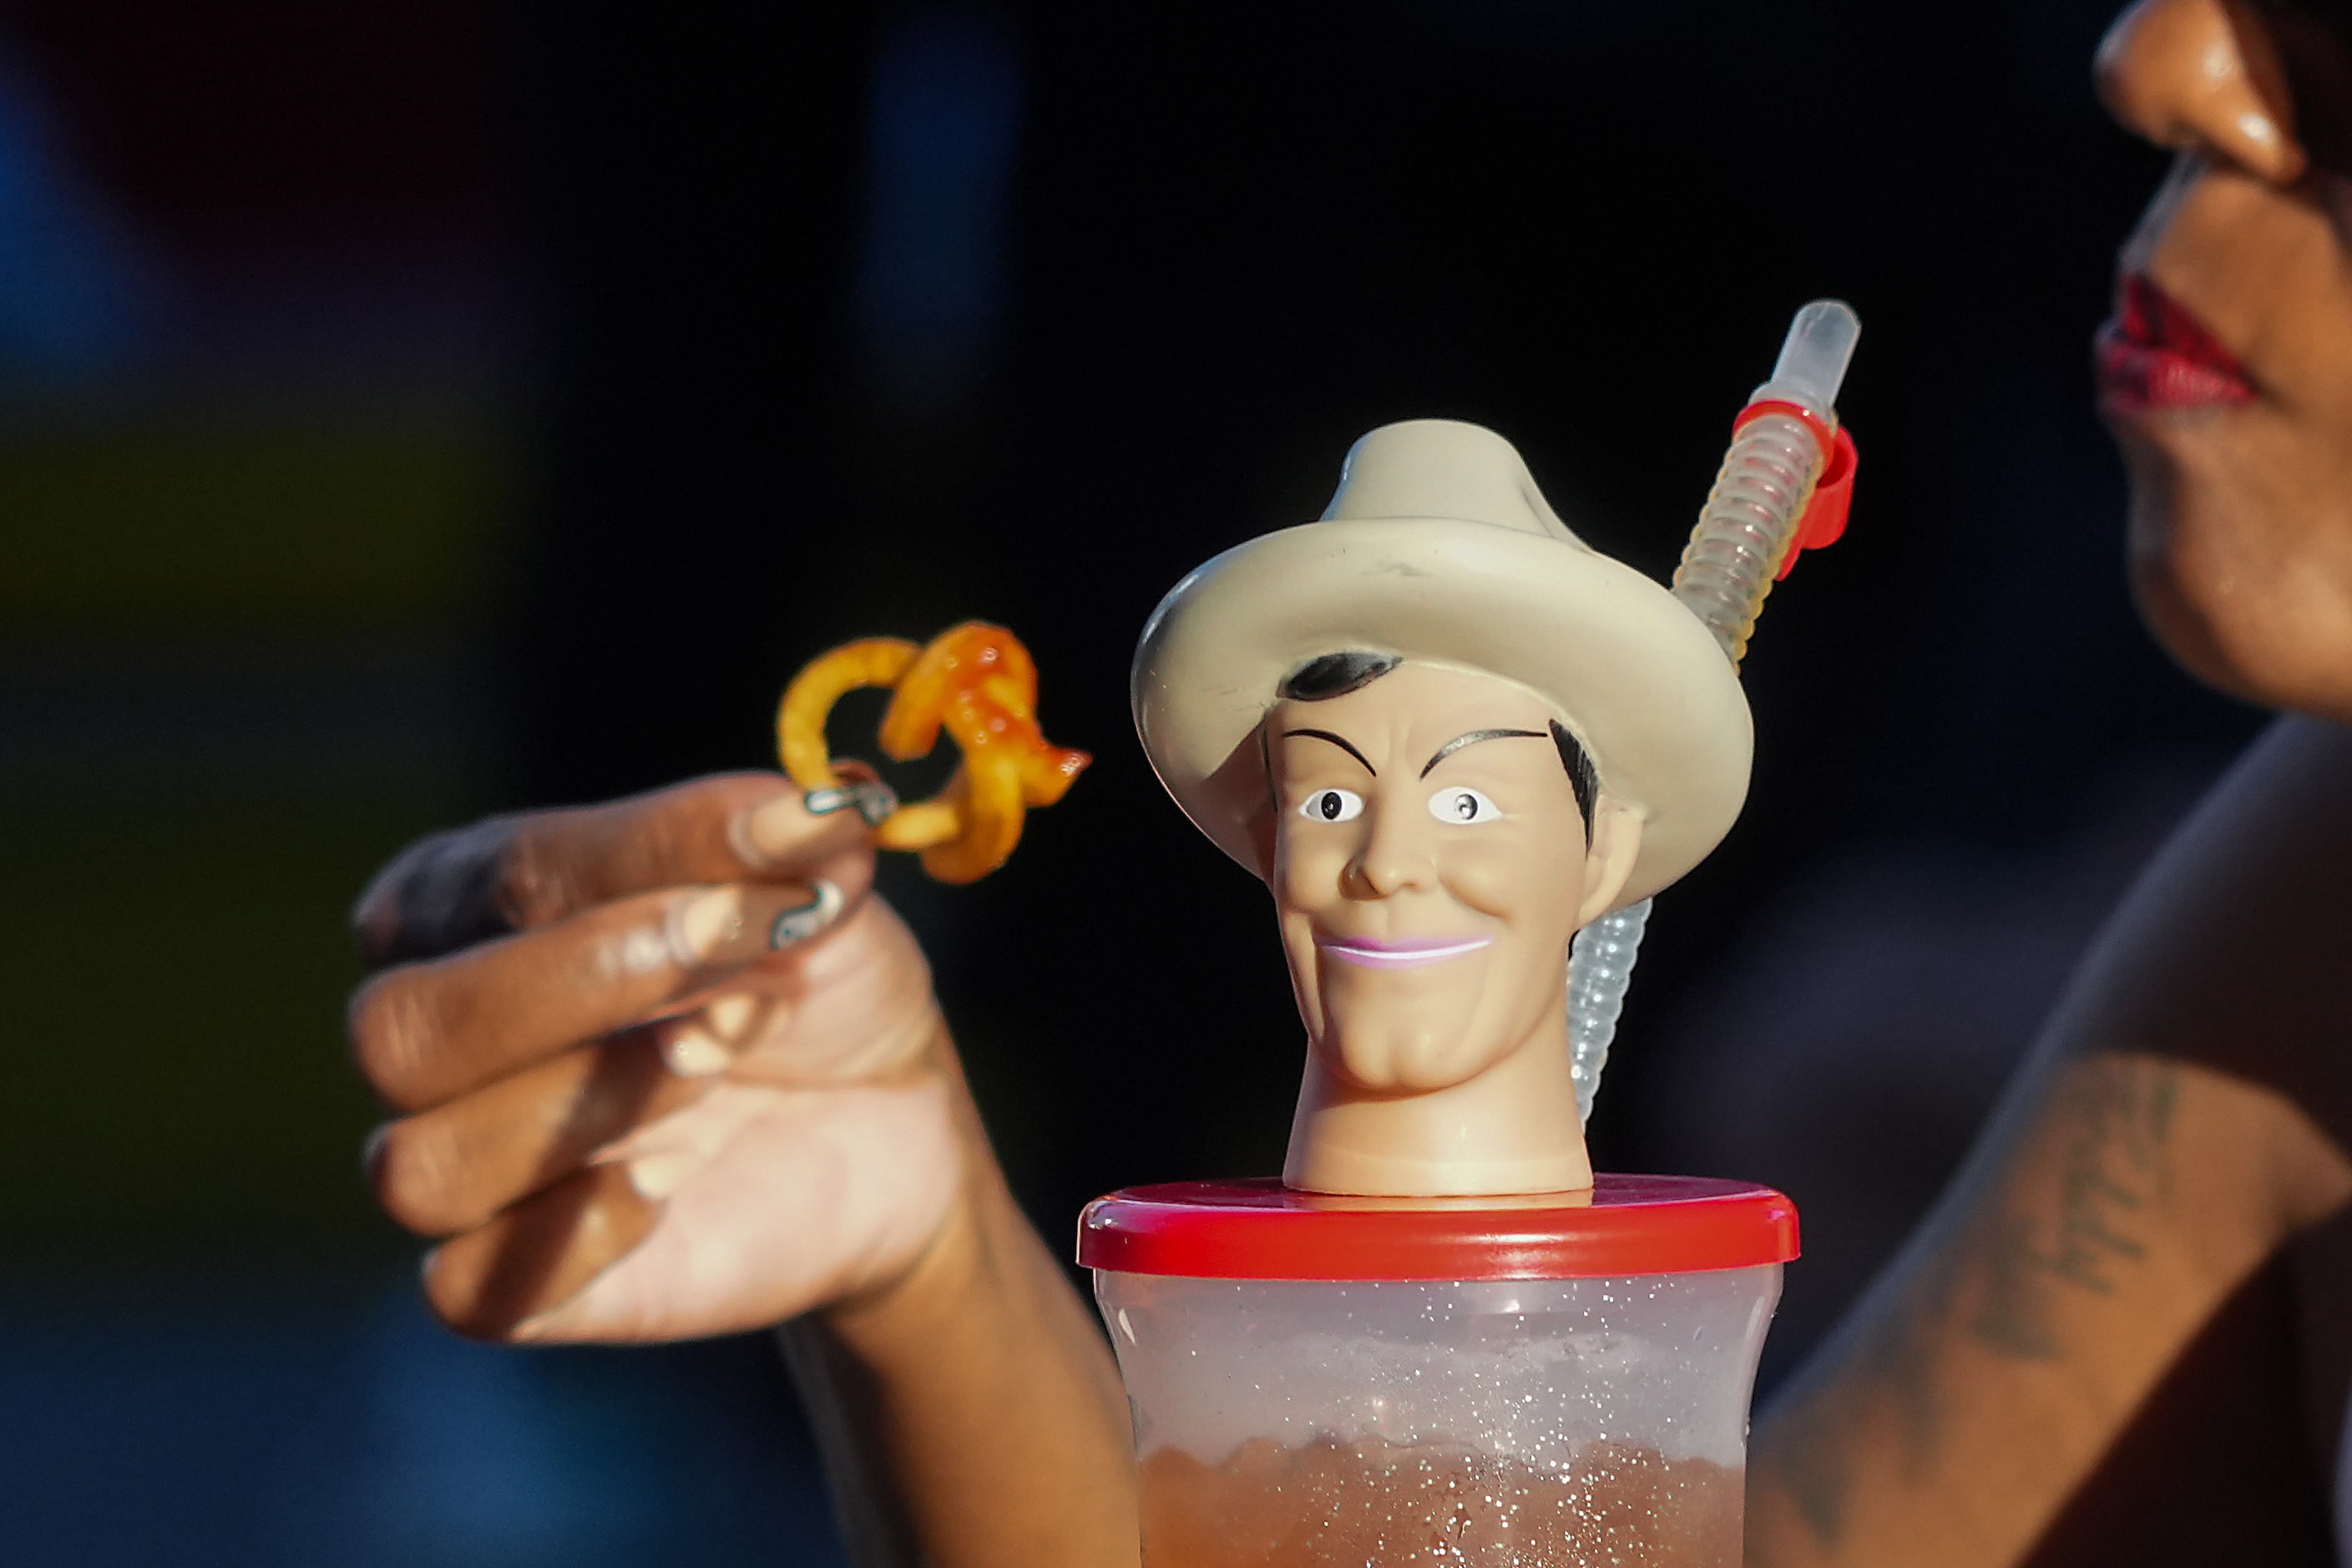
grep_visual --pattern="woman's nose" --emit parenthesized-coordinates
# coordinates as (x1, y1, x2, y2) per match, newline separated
(1345, 806, 1436, 898)
(2096, 0, 2309, 183)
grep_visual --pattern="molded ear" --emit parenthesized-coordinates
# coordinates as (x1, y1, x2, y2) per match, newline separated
(1572, 798, 1644, 928)
(1204, 723, 1281, 880)
(1244, 794, 1278, 881)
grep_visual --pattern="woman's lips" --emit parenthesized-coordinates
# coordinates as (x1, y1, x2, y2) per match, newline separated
(2096, 272, 2257, 414)
(1315, 933, 1495, 970)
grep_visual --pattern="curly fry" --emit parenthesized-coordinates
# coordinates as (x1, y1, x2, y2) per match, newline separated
(777, 638, 918, 788)
(878, 625, 1037, 761)
(777, 622, 1090, 883)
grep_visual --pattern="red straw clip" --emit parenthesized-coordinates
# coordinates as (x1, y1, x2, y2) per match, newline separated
(1732, 400, 1859, 581)
(1783, 425, 1859, 579)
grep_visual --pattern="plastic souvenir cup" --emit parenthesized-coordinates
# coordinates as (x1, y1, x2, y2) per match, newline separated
(1078, 1175, 1798, 1568)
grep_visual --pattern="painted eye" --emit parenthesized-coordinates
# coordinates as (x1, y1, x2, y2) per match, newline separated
(1297, 787, 1365, 822)
(1429, 787, 1501, 825)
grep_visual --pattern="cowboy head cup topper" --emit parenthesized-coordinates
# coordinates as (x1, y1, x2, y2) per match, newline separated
(1135, 418, 1755, 1196)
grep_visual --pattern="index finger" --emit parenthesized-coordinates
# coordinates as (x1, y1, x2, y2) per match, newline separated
(353, 769, 892, 969)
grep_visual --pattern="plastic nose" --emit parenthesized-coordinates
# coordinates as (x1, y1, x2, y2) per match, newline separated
(1348, 808, 1435, 898)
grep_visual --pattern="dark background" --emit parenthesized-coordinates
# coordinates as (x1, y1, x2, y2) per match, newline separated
(0, 1, 2263, 1561)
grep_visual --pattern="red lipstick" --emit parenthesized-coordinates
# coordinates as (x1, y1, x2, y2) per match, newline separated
(2096, 273, 2257, 414)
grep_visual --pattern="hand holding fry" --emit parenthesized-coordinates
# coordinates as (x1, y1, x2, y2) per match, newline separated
(347, 773, 973, 1342)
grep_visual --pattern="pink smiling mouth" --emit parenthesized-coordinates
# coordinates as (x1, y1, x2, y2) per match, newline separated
(1315, 934, 1495, 970)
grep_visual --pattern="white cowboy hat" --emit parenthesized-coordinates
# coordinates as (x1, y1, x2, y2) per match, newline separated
(1130, 418, 1753, 907)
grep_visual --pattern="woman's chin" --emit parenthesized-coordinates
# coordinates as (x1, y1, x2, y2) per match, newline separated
(2132, 534, 2352, 723)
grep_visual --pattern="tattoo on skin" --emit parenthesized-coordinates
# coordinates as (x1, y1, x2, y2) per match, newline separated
(1970, 1056, 2179, 1360)
(1752, 1055, 2182, 1556)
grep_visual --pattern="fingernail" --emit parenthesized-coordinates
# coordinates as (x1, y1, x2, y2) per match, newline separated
(802, 783, 859, 816)
(662, 1024, 733, 1078)
(664, 886, 744, 968)
(627, 1148, 702, 1201)
(362, 1122, 392, 1181)
(734, 776, 900, 864)
(805, 778, 899, 827)
(769, 880, 844, 948)
(706, 992, 757, 1034)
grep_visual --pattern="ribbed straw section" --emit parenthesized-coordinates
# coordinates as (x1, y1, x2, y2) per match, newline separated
(1565, 301, 1856, 1124)
(1672, 411, 1823, 662)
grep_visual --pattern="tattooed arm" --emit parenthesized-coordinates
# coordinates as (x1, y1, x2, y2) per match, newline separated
(1746, 718, 2352, 1568)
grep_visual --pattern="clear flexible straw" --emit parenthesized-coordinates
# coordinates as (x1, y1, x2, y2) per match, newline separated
(1566, 300, 1859, 1123)
(1567, 897, 1650, 1122)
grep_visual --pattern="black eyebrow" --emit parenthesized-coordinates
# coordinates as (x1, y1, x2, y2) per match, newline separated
(1419, 728, 1549, 778)
(1281, 728, 1376, 776)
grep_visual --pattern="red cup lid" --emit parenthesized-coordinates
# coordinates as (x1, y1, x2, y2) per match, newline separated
(1076, 1174, 1798, 1282)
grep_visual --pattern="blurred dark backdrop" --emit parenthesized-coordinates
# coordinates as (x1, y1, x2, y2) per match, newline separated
(0, 1, 2263, 1561)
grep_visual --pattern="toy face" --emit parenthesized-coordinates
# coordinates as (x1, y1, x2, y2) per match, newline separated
(1267, 661, 1594, 1093)
(2097, 0, 2352, 721)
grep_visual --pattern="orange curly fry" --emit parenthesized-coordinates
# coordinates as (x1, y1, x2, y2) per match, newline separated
(776, 621, 1090, 883)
